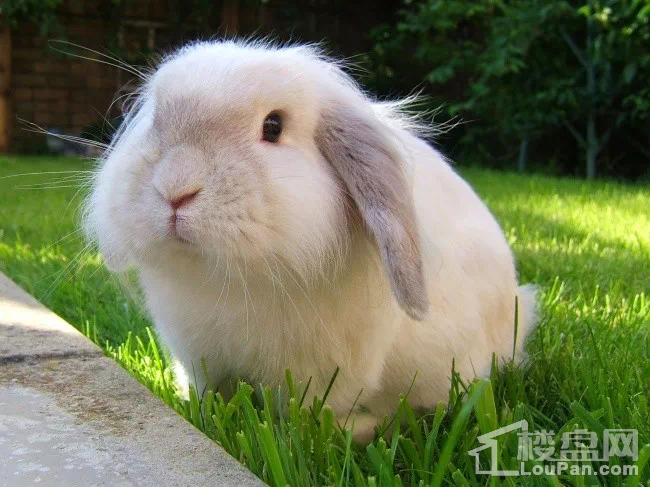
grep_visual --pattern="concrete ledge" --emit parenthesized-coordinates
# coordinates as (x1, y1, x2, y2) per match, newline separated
(0, 273, 103, 362)
(0, 272, 262, 486)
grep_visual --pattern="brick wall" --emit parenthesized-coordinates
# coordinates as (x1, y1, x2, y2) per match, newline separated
(10, 2, 122, 151)
(8, 0, 399, 152)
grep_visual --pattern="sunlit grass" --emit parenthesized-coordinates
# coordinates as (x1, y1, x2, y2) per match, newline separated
(1, 156, 649, 486)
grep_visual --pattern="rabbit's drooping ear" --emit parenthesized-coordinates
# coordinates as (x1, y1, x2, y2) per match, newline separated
(316, 102, 430, 321)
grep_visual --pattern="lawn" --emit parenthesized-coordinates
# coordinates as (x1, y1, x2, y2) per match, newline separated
(1, 155, 649, 486)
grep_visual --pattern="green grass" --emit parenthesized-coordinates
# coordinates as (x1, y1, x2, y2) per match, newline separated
(1, 155, 649, 486)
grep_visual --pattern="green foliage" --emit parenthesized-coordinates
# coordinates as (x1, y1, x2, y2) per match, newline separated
(371, 0, 650, 179)
(0, 0, 132, 36)
(1, 157, 650, 485)
(0, 0, 64, 34)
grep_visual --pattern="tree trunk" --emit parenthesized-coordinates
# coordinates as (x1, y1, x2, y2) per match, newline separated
(0, 23, 11, 154)
(584, 0, 597, 180)
(518, 137, 529, 173)
(586, 112, 598, 180)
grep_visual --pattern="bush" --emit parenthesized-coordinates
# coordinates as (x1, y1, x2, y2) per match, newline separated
(370, 0, 650, 180)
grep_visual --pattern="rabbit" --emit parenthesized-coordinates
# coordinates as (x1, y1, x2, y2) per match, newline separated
(85, 40, 537, 442)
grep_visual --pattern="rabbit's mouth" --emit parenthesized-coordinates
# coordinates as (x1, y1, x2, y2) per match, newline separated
(171, 233, 193, 245)
(168, 214, 193, 243)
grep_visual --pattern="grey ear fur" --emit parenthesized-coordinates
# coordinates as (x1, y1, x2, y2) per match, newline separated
(315, 101, 430, 321)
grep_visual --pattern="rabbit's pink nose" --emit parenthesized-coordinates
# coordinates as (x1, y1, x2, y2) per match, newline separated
(170, 189, 201, 210)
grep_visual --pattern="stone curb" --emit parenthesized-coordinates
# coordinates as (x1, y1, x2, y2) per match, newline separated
(0, 273, 104, 362)
(0, 272, 263, 487)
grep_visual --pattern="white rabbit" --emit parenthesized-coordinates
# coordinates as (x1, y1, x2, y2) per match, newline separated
(86, 40, 537, 442)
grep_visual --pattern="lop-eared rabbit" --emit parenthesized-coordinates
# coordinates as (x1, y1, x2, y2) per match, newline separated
(86, 41, 536, 441)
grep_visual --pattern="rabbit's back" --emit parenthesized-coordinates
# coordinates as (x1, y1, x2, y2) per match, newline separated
(366, 135, 536, 415)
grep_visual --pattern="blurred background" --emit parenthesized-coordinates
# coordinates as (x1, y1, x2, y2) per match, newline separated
(0, 0, 648, 180)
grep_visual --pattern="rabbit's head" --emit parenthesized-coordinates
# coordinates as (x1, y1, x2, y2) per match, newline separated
(86, 41, 429, 319)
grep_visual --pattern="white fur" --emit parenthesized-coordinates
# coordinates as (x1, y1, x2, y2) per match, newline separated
(86, 41, 537, 440)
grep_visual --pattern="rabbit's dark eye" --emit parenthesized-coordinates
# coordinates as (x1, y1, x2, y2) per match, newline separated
(262, 112, 282, 143)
